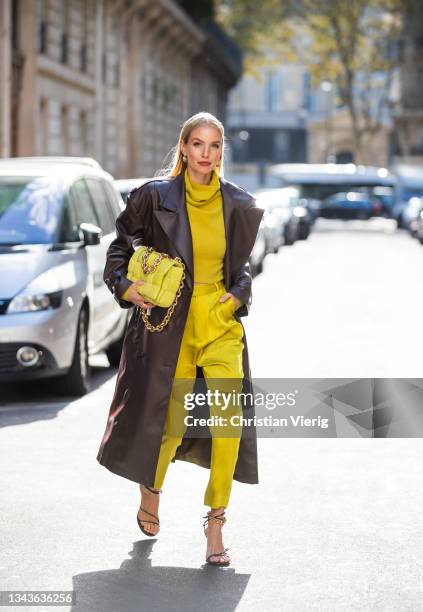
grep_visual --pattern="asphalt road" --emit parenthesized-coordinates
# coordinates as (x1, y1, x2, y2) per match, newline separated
(1, 218, 423, 612)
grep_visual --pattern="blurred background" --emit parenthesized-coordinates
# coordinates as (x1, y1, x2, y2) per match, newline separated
(1, 0, 423, 395)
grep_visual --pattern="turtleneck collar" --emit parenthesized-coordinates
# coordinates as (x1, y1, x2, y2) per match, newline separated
(184, 168, 221, 206)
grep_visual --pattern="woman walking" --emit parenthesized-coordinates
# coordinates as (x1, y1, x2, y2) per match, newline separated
(97, 112, 264, 567)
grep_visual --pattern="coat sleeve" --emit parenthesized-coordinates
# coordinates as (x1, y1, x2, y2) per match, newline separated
(103, 185, 149, 309)
(228, 200, 265, 318)
(228, 260, 254, 317)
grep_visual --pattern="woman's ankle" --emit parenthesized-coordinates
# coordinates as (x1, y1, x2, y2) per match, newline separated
(140, 484, 162, 494)
(209, 506, 225, 515)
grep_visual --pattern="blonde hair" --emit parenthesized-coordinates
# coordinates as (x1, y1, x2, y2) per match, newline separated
(156, 112, 226, 179)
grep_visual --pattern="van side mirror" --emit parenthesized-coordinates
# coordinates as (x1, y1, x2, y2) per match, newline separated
(79, 223, 102, 246)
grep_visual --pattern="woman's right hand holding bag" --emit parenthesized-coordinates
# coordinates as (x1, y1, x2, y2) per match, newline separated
(123, 280, 157, 309)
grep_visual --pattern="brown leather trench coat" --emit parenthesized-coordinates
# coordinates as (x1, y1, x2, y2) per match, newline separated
(96, 171, 265, 486)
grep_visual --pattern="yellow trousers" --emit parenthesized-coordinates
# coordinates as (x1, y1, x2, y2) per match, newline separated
(153, 280, 245, 508)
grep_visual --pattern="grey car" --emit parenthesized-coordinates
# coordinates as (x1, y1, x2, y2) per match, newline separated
(0, 157, 128, 396)
(115, 177, 150, 204)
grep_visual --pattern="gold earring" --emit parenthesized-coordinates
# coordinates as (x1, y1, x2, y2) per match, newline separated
(182, 154, 187, 163)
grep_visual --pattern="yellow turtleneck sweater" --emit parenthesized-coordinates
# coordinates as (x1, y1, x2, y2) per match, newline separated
(122, 168, 225, 301)
(184, 168, 226, 283)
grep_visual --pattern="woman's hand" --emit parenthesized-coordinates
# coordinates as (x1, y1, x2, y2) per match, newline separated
(125, 280, 157, 309)
(219, 292, 242, 311)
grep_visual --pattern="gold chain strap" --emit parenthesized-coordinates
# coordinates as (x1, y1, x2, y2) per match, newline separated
(139, 247, 186, 332)
(141, 246, 169, 274)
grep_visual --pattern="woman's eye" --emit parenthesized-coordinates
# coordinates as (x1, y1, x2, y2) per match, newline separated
(212, 144, 220, 148)
(193, 143, 201, 147)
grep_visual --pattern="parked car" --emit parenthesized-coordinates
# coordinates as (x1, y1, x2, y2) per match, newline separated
(255, 187, 309, 250)
(0, 156, 128, 396)
(391, 165, 423, 228)
(270, 187, 312, 244)
(414, 207, 423, 244)
(320, 191, 375, 220)
(254, 191, 285, 254)
(399, 197, 423, 234)
(270, 163, 396, 215)
(249, 219, 266, 276)
(295, 198, 314, 239)
(301, 197, 322, 222)
(370, 186, 395, 217)
(115, 177, 150, 204)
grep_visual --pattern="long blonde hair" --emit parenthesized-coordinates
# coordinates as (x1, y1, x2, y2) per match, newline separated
(156, 112, 226, 179)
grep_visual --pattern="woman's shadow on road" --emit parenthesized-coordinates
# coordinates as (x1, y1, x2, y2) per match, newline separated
(71, 539, 250, 612)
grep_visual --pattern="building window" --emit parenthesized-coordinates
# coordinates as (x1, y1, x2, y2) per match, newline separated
(39, 98, 49, 154)
(232, 130, 250, 163)
(336, 151, 354, 163)
(274, 131, 289, 162)
(80, 44, 87, 72)
(416, 126, 423, 147)
(110, 19, 120, 88)
(264, 71, 280, 112)
(36, 0, 48, 54)
(61, 105, 69, 154)
(60, 0, 69, 64)
(80, 0, 89, 72)
(79, 110, 87, 154)
(60, 31, 68, 63)
(115, 62, 120, 88)
(302, 72, 311, 111)
(102, 52, 107, 84)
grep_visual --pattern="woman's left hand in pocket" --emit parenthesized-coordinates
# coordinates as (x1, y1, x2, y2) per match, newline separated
(219, 292, 242, 311)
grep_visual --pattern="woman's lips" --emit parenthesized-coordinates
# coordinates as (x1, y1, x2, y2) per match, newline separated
(198, 161, 211, 166)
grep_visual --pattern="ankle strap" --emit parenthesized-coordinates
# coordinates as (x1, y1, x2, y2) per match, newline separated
(144, 485, 162, 494)
(203, 512, 226, 529)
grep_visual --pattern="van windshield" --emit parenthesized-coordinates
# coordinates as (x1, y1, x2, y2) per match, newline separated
(0, 176, 64, 244)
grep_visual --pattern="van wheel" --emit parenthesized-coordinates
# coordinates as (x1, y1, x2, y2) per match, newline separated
(57, 308, 90, 397)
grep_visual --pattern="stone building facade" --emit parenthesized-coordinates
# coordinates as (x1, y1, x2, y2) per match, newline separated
(0, 0, 241, 178)
(391, 3, 423, 166)
(307, 109, 391, 168)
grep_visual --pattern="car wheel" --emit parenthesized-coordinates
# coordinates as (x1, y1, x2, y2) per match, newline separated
(57, 307, 90, 397)
(284, 233, 294, 246)
(106, 325, 127, 367)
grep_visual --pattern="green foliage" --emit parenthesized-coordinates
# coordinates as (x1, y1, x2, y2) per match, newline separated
(215, 0, 407, 155)
(215, 0, 294, 76)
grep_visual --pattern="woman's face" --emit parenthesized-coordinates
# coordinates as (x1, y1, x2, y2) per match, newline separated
(181, 125, 222, 178)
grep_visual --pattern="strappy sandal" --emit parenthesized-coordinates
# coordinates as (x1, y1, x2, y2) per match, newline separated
(137, 485, 162, 537)
(202, 510, 230, 567)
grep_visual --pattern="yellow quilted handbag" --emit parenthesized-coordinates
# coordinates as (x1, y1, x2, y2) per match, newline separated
(126, 246, 186, 332)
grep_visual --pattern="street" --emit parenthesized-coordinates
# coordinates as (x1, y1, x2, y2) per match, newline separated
(1, 219, 423, 611)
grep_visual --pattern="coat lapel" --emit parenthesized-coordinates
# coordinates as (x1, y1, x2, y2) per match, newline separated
(153, 174, 194, 287)
(153, 172, 237, 291)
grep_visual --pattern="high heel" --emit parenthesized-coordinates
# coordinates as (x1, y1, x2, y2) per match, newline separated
(137, 485, 162, 537)
(202, 510, 230, 567)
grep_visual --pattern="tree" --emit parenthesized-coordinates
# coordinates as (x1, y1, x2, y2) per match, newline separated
(216, 0, 405, 162)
